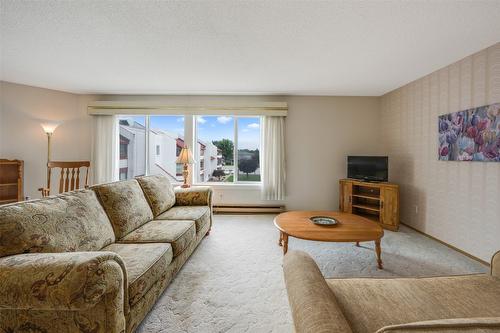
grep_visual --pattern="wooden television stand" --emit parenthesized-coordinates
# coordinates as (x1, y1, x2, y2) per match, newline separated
(339, 179, 399, 231)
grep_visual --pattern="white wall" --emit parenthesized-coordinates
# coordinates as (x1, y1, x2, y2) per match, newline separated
(380, 42, 500, 261)
(285, 96, 382, 210)
(0, 81, 97, 199)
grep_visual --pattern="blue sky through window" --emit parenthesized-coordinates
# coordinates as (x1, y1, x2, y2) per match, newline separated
(197, 116, 234, 144)
(130, 115, 260, 149)
(149, 116, 184, 136)
(237, 117, 260, 150)
(197, 116, 260, 150)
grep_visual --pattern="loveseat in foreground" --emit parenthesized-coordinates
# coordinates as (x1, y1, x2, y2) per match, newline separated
(284, 250, 500, 333)
(0, 175, 212, 333)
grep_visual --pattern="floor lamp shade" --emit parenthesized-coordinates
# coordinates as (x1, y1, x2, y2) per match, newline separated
(41, 122, 60, 135)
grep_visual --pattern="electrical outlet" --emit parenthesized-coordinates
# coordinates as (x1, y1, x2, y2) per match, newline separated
(414, 205, 418, 214)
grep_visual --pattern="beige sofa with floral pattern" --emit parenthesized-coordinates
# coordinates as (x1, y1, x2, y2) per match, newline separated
(0, 175, 212, 333)
(284, 250, 500, 333)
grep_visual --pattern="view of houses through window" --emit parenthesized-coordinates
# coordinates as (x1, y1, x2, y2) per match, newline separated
(119, 115, 185, 182)
(118, 115, 261, 183)
(119, 116, 147, 180)
(196, 116, 261, 182)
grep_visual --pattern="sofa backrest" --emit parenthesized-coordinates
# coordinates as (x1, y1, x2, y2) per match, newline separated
(136, 174, 176, 217)
(0, 189, 116, 258)
(92, 179, 154, 239)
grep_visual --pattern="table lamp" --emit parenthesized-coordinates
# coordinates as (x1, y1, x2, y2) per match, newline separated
(176, 146, 195, 188)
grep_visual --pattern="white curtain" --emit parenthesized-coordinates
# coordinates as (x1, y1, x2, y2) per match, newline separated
(261, 116, 286, 200)
(91, 115, 118, 184)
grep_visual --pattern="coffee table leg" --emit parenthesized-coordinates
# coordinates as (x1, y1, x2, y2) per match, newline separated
(278, 231, 283, 246)
(283, 233, 289, 255)
(356, 241, 360, 247)
(375, 239, 383, 269)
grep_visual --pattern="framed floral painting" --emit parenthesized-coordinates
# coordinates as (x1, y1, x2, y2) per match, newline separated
(438, 103, 499, 161)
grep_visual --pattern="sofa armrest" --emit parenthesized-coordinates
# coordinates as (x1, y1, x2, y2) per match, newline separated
(0, 251, 128, 313)
(175, 186, 212, 207)
(283, 251, 353, 333)
(376, 317, 500, 333)
(491, 250, 500, 278)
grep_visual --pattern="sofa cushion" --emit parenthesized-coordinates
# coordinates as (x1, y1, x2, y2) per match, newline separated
(0, 189, 115, 257)
(101, 242, 173, 306)
(156, 206, 210, 233)
(92, 179, 154, 239)
(119, 220, 195, 257)
(326, 275, 500, 333)
(136, 174, 176, 216)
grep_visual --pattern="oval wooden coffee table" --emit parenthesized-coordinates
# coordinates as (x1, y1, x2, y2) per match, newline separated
(274, 211, 384, 268)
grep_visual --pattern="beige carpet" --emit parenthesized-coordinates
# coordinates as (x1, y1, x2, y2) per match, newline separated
(137, 214, 488, 333)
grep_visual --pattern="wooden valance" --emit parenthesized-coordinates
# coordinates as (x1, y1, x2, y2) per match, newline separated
(87, 101, 288, 116)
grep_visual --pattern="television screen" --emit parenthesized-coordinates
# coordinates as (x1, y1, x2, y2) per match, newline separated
(347, 156, 388, 182)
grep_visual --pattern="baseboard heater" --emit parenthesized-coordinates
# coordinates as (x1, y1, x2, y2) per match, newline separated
(213, 204, 285, 214)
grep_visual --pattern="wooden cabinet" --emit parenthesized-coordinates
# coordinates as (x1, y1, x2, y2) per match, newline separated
(339, 179, 399, 231)
(380, 186, 399, 228)
(339, 180, 352, 213)
(0, 159, 24, 205)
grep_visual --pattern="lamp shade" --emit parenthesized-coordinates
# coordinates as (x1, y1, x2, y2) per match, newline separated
(41, 122, 61, 134)
(176, 146, 195, 164)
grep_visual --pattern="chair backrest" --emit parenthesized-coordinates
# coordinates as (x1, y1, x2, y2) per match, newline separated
(40, 161, 90, 197)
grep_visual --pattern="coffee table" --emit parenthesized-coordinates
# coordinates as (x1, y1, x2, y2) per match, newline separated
(274, 211, 384, 269)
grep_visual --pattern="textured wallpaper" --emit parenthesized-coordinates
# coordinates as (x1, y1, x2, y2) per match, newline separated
(381, 42, 500, 262)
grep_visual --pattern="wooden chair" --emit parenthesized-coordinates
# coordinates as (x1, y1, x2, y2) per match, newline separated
(39, 161, 90, 197)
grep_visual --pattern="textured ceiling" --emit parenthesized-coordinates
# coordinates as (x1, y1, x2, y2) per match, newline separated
(1, 0, 500, 96)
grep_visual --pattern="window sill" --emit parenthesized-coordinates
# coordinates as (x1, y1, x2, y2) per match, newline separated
(192, 182, 262, 190)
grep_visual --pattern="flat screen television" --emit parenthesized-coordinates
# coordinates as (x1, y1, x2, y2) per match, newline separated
(347, 156, 388, 182)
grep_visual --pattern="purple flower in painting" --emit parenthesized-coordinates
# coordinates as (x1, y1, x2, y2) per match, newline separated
(452, 125, 462, 136)
(466, 126, 477, 138)
(477, 119, 490, 131)
(446, 131, 458, 144)
(482, 143, 498, 160)
(471, 114, 479, 126)
(475, 133, 484, 146)
(440, 146, 449, 156)
(439, 120, 449, 132)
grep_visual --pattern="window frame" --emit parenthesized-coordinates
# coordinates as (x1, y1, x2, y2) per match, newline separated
(194, 115, 261, 185)
(117, 114, 261, 186)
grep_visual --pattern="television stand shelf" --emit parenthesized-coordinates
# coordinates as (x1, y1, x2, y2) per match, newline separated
(339, 179, 399, 231)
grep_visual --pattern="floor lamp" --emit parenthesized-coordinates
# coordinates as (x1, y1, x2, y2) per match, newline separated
(40, 122, 60, 182)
